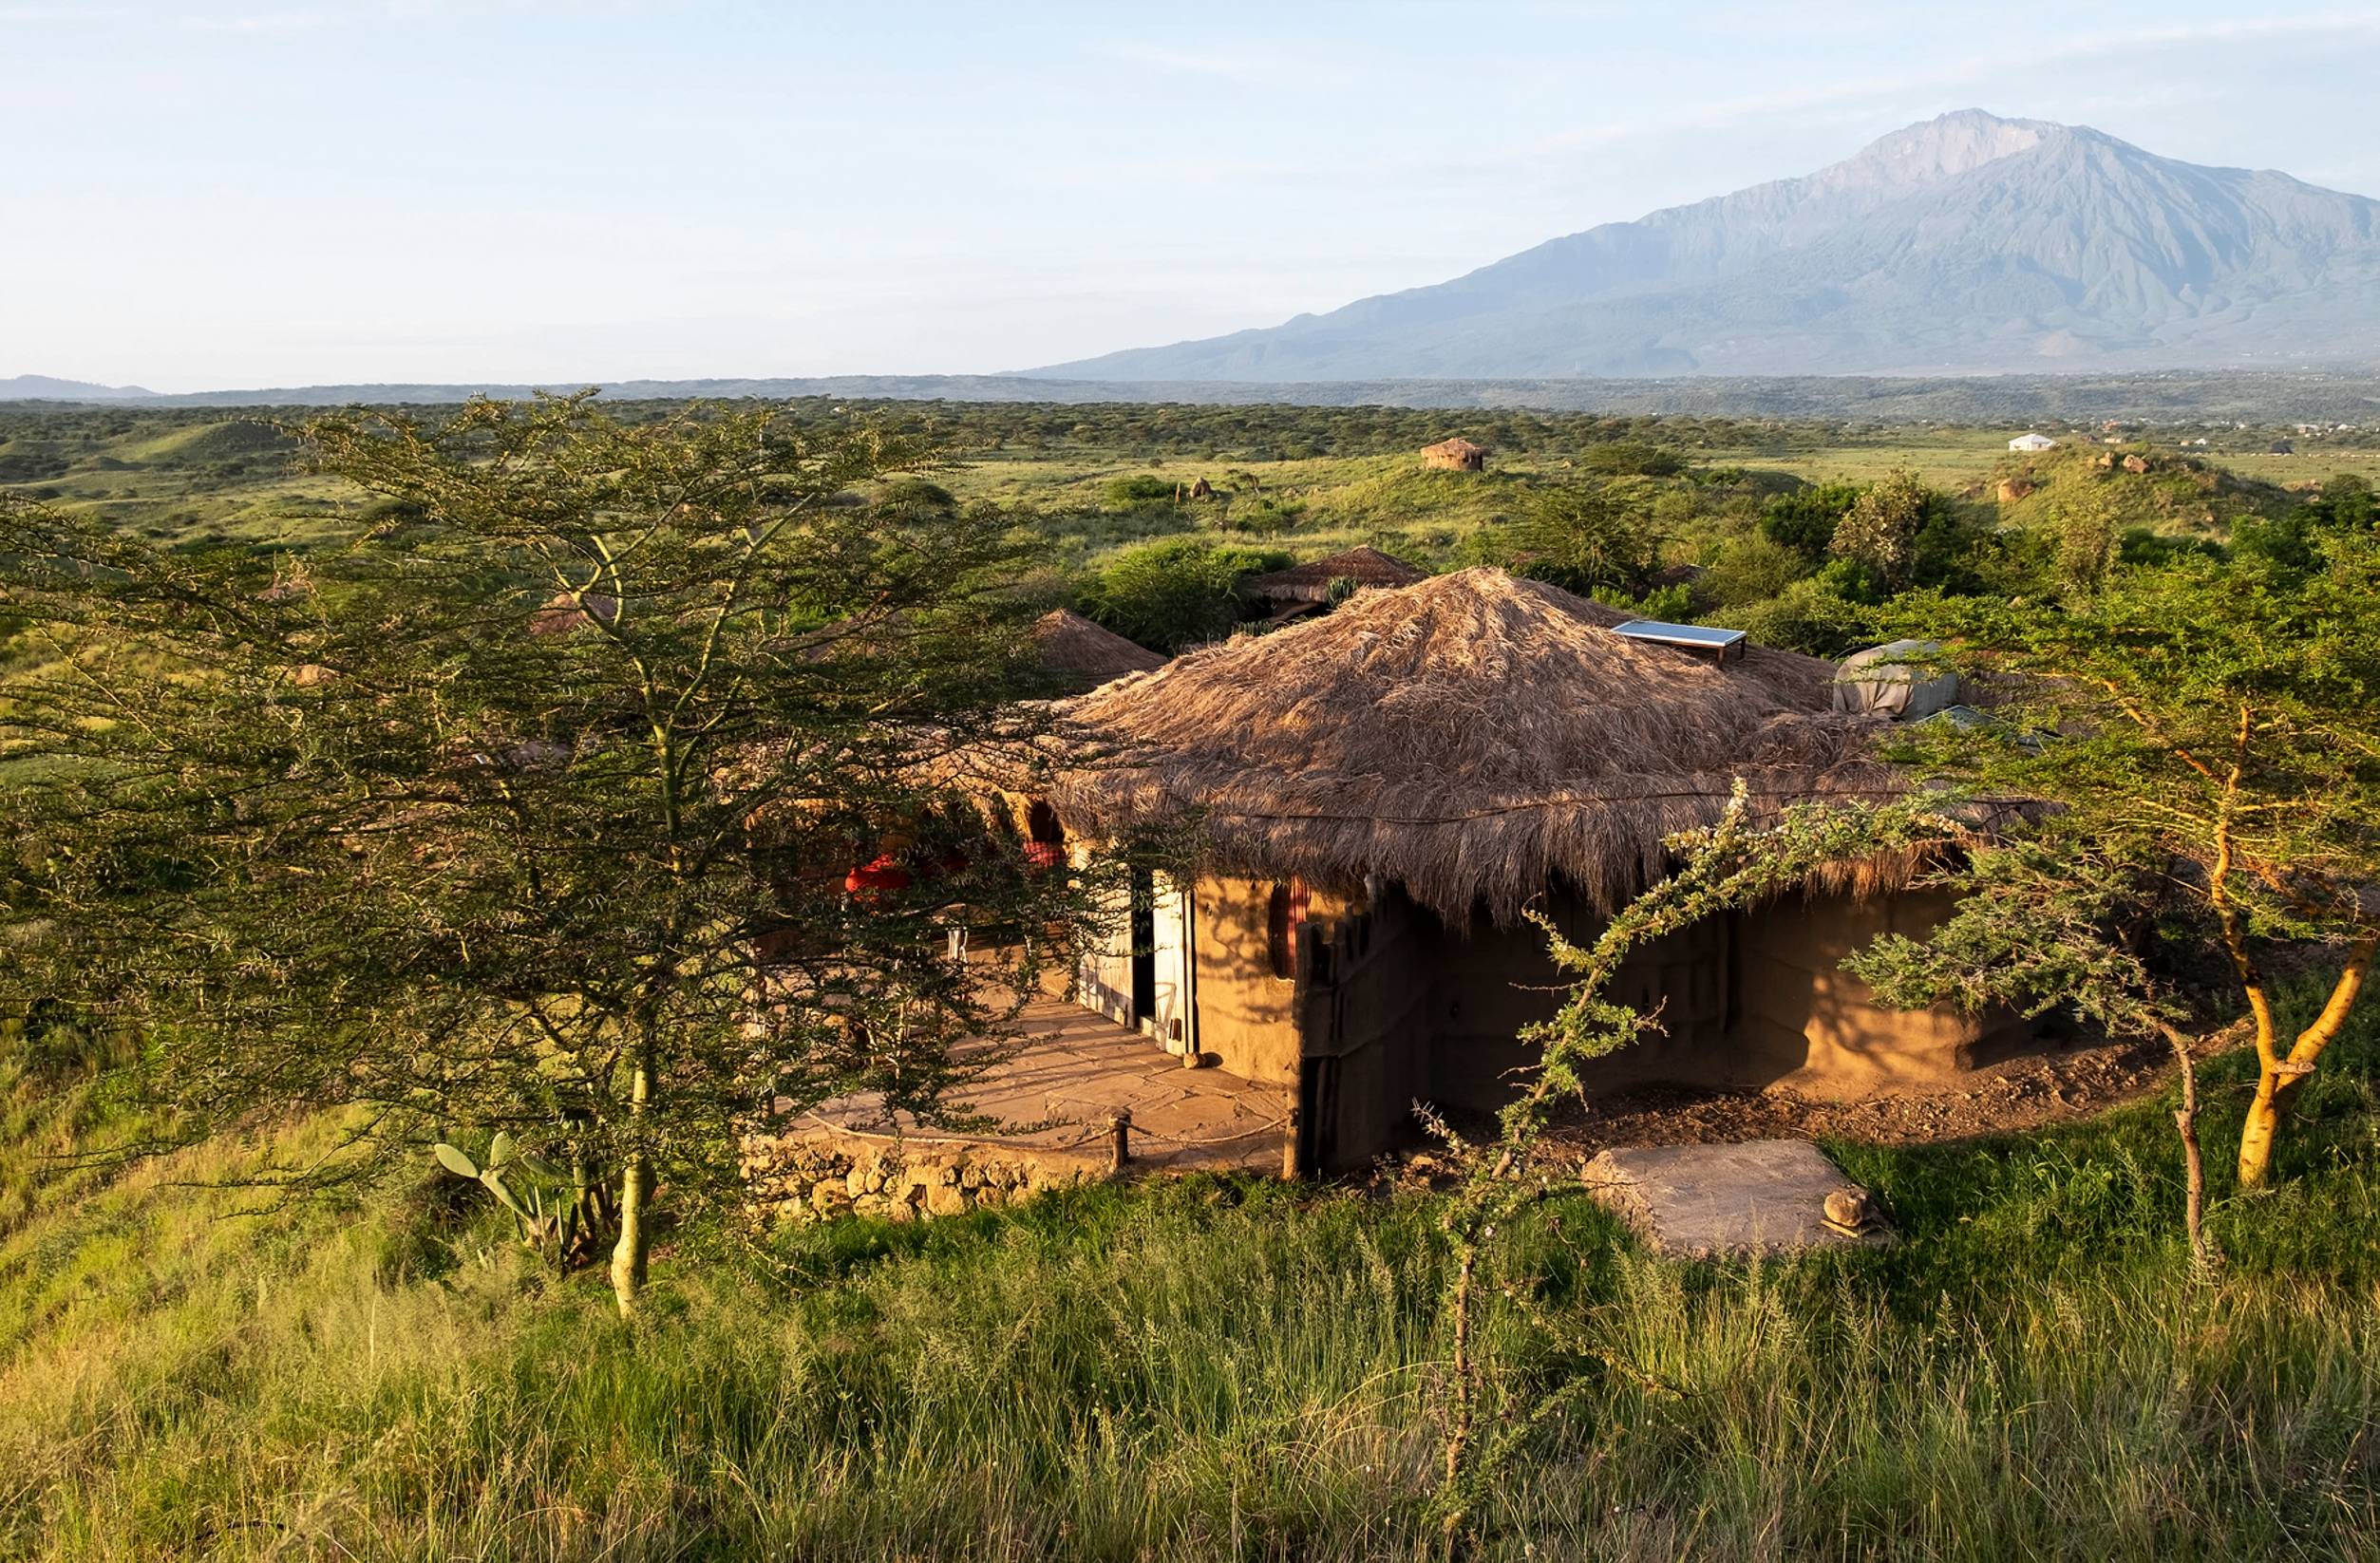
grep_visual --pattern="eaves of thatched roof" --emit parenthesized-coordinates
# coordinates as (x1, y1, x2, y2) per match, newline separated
(1243, 546, 1429, 605)
(1027, 568, 1911, 925)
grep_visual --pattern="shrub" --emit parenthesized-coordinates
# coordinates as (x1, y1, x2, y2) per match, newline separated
(1079, 539, 1282, 652)
(1578, 441, 1682, 478)
(1102, 475, 1179, 509)
(1698, 529, 1810, 609)
(1759, 481, 1861, 560)
(1829, 468, 1933, 588)
(876, 478, 957, 512)
(1710, 576, 1878, 658)
(1503, 486, 1661, 597)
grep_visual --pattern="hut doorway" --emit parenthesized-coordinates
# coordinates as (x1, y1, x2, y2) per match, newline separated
(1137, 871, 1199, 1055)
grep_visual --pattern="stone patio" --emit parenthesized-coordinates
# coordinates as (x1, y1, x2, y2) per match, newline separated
(744, 996, 1291, 1221)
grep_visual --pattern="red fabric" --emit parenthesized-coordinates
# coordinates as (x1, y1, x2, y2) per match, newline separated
(1023, 840, 1063, 872)
(844, 854, 914, 896)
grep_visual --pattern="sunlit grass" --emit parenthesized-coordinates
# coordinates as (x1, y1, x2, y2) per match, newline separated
(4, 990, 2378, 1558)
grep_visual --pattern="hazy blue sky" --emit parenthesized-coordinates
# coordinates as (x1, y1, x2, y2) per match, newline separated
(8, 0, 2380, 390)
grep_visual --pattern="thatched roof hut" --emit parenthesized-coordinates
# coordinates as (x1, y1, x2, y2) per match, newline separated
(1031, 569, 1897, 923)
(1242, 546, 1428, 610)
(1030, 609, 1165, 690)
(1421, 437, 1488, 471)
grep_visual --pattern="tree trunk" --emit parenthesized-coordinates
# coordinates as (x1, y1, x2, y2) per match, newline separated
(2236, 940, 2374, 1190)
(610, 1151, 650, 1316)
(2237, 1072, 2282, 1191)
(2163, 1026, 2207, 1269)
(610, 1050, 653, 1317)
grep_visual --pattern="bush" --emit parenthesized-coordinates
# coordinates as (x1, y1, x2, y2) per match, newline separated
(1102, 475, 1179, 510)
(1698, 529, 1810, 609)
(1503, 486, 1661, 597)
(876, 478, 957, 512)
(1709, 575, 1878, 658)
(1578, 441, 1682, 478)
(1759, 481, 1861, 560)
(1829, 468, 1933, 588)
(1079, 539, 1283, 652)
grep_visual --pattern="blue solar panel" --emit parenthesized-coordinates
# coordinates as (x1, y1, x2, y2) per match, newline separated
(1614, 619, 1747, 651)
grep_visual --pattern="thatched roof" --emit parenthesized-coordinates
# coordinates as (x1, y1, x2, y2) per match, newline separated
(1025, 569, 1906, 924)
(1421, 438, 1487, 458)
(1031, 609, 1166, 688)
(1244, 546, 1429, 606)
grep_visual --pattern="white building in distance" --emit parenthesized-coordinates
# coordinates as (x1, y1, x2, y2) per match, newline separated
(2008, 432, 2058, 451)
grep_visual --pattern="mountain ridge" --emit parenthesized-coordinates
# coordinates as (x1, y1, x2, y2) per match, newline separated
(1024, 110, 2380, 381)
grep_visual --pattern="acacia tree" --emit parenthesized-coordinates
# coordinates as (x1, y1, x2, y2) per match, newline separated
(1861, 532, 2380, 1189)
(0, 395, 1112, 1315)
(1506, 485, 1661, 598)
(1428, 788, 1966, 1546)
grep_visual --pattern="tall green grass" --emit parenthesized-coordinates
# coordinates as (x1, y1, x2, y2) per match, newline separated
(4, 1003, 2377, 1559)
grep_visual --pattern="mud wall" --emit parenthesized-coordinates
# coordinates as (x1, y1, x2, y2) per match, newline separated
(1730, 888, 2032, 1090)
(1191, 876, 1348, 1086)
(1294, 885, 1435, 1170)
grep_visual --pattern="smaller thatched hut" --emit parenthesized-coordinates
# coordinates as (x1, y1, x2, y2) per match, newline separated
(1029, 609, 1166, 692)
(1242, 546, 1428, 618)
(1421, 437, 1488, 471)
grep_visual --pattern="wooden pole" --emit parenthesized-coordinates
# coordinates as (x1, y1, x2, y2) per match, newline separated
(1109, 1109, 1132, 1172)
(1281, 1102, 1302, 1181)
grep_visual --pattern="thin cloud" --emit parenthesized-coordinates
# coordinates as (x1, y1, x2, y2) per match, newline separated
(1086, 40, 1280, 84)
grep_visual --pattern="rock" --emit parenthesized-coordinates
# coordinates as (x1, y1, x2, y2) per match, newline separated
(1582, 1139, 1892, 1257)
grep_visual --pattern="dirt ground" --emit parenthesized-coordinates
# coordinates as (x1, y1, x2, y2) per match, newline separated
(1539, 1033, 2176, 1158)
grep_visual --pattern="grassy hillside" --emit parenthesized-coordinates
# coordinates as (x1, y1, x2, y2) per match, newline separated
(9, 400, 2364, 573)
(5, 993, 2377, 1559)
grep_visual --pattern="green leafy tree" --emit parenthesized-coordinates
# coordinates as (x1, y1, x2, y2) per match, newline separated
(2050, 481, 2125, 594)
(1506, 485, 1661, 598)
(1861, 537, 2380, 1189)
(1829, 467, 1932, 588)
(1760, 480, 1862, 561)
(1079, 537, 1282, 652)
(0, 395, 1114, 1316)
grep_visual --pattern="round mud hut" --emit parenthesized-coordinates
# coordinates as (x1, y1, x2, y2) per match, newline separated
(1001, 569, 2034, 1173)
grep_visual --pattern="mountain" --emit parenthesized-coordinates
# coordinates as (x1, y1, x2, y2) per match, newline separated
(1025, 110, 2380, 381)
(0, 374, 157, 401)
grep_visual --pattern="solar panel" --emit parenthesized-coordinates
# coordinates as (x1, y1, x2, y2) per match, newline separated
(1613, 619, 1747, 654)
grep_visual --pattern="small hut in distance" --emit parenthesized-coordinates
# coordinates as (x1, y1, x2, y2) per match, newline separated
(1421, 437, 1488, 472)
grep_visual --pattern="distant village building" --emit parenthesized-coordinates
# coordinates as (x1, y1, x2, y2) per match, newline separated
(2007, 432, 2057, 452)
(1421, 437, 1488, 472)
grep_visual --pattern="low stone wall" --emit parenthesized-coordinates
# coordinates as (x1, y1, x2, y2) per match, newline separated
(743, 1130, 1117, 1224)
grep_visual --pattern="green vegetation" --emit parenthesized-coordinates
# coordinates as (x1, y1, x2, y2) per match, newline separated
(0, 396, 1125, 1319)
(3, 989, 2376, 1558)
(7, 395, 2380, 1556)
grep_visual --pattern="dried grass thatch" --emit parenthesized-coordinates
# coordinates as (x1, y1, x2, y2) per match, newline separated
(1030, 609, 1166, 689)
(1244, 546, 1429, 606)
(1025, 569, 1917, 924)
